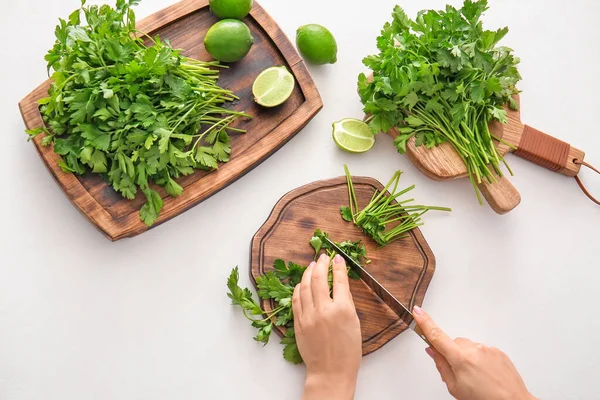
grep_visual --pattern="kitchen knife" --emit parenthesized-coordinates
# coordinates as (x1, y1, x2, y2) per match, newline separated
(322, 236, 430, 345)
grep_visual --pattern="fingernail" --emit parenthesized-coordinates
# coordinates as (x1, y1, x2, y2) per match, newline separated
(319, 253, 329, 261)
(413, 305, 424, 315)
(425, 347, 435, 359)
(334, 254, 344, 264)
(308, 262, 316, 268)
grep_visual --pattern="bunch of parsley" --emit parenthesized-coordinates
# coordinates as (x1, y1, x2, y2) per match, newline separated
(226, 231, 368, 364)
(27, 0, 250, 225)
(358, 0, 521, 201)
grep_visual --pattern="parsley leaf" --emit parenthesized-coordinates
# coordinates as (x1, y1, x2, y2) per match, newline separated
(282, 336, 302, 364)
(140, 188, 162, 226)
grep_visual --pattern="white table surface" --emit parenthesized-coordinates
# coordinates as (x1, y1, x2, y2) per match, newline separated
(2, 0, 599, 398)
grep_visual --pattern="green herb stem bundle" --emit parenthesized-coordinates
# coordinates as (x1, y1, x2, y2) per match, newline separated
(342, 165, 451, 246)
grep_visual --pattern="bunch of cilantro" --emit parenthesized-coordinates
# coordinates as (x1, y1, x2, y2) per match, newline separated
(27, 0, 250, 225)
(227, 230, 368, 364)
(358, 0, 521, 201)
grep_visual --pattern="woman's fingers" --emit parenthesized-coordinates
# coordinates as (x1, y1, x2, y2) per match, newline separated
(311, 254, 333, 308)
(300, 261, 316, 309)
(292, 284, 303, 320)
(427, 347, 457, 388)
(332, 254, 352, 303)
(413, 306, 461, 365)
(310, 254, 331, 308)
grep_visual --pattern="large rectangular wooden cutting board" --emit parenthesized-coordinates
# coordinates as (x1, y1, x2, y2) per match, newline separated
(19, 0, 322, 241)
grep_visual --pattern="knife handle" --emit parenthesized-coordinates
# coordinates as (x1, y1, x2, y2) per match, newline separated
(414, 324, 431, 346)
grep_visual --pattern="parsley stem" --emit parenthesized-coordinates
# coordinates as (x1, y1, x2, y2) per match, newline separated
(343, 166, 451, 246)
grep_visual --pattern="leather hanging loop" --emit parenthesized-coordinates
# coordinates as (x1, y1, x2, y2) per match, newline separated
(574, 159, 600, 206)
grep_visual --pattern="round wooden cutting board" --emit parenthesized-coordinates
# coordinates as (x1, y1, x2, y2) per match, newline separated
(250, 176, 436, 356)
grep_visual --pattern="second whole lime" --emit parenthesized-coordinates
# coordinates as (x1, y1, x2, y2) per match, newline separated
(209, 0, 253, 20)
(296, 24, 338, 65)
(204, 19, 254, 63)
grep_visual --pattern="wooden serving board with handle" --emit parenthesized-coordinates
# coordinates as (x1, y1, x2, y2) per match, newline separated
(18, 0, 322, 241)
(388, 95, 585, 214)
(251, 176, 436, 356)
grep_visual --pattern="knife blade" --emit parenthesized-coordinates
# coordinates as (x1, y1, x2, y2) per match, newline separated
(322, 236, 430, 345)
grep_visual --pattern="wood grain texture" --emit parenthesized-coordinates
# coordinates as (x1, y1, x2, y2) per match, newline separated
(478, 173, 521, 215)
(19, 0, 322, 241)
(251, 177, 436, 356)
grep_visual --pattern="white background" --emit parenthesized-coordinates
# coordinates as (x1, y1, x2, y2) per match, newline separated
(1, 0, 599, 398)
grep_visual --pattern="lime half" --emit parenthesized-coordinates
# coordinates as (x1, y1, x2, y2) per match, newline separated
(332, 118, 375, 153)
(252, 66, 295, 107)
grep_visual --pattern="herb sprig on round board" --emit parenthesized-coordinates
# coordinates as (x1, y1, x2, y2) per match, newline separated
(358, 0, 521, 201)
(226, 230, 367, 364)
(26, 0, 250, 226)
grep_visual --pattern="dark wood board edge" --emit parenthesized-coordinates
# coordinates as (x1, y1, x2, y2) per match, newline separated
(18, 0, 322, 241)
(249, 176, 436, 356)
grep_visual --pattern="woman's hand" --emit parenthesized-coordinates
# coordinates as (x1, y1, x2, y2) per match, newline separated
(293, 254, 362, 400)
(413, 306, 537, 400)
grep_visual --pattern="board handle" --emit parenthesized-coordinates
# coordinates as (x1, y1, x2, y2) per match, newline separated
(511, 125, 585, 177)
(478, 172, 521, 215)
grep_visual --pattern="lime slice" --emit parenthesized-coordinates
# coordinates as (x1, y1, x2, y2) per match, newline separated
(332, 118, 375, 153)
(252, 66, 295, 107)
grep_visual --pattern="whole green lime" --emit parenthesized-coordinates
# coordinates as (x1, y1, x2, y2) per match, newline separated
(209, 0, 253, 20)
(204, 19, 254, 63)
(296, 24, 338, 65)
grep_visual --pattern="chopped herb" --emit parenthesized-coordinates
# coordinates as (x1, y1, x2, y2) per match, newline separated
(342, 165, 451, 246)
